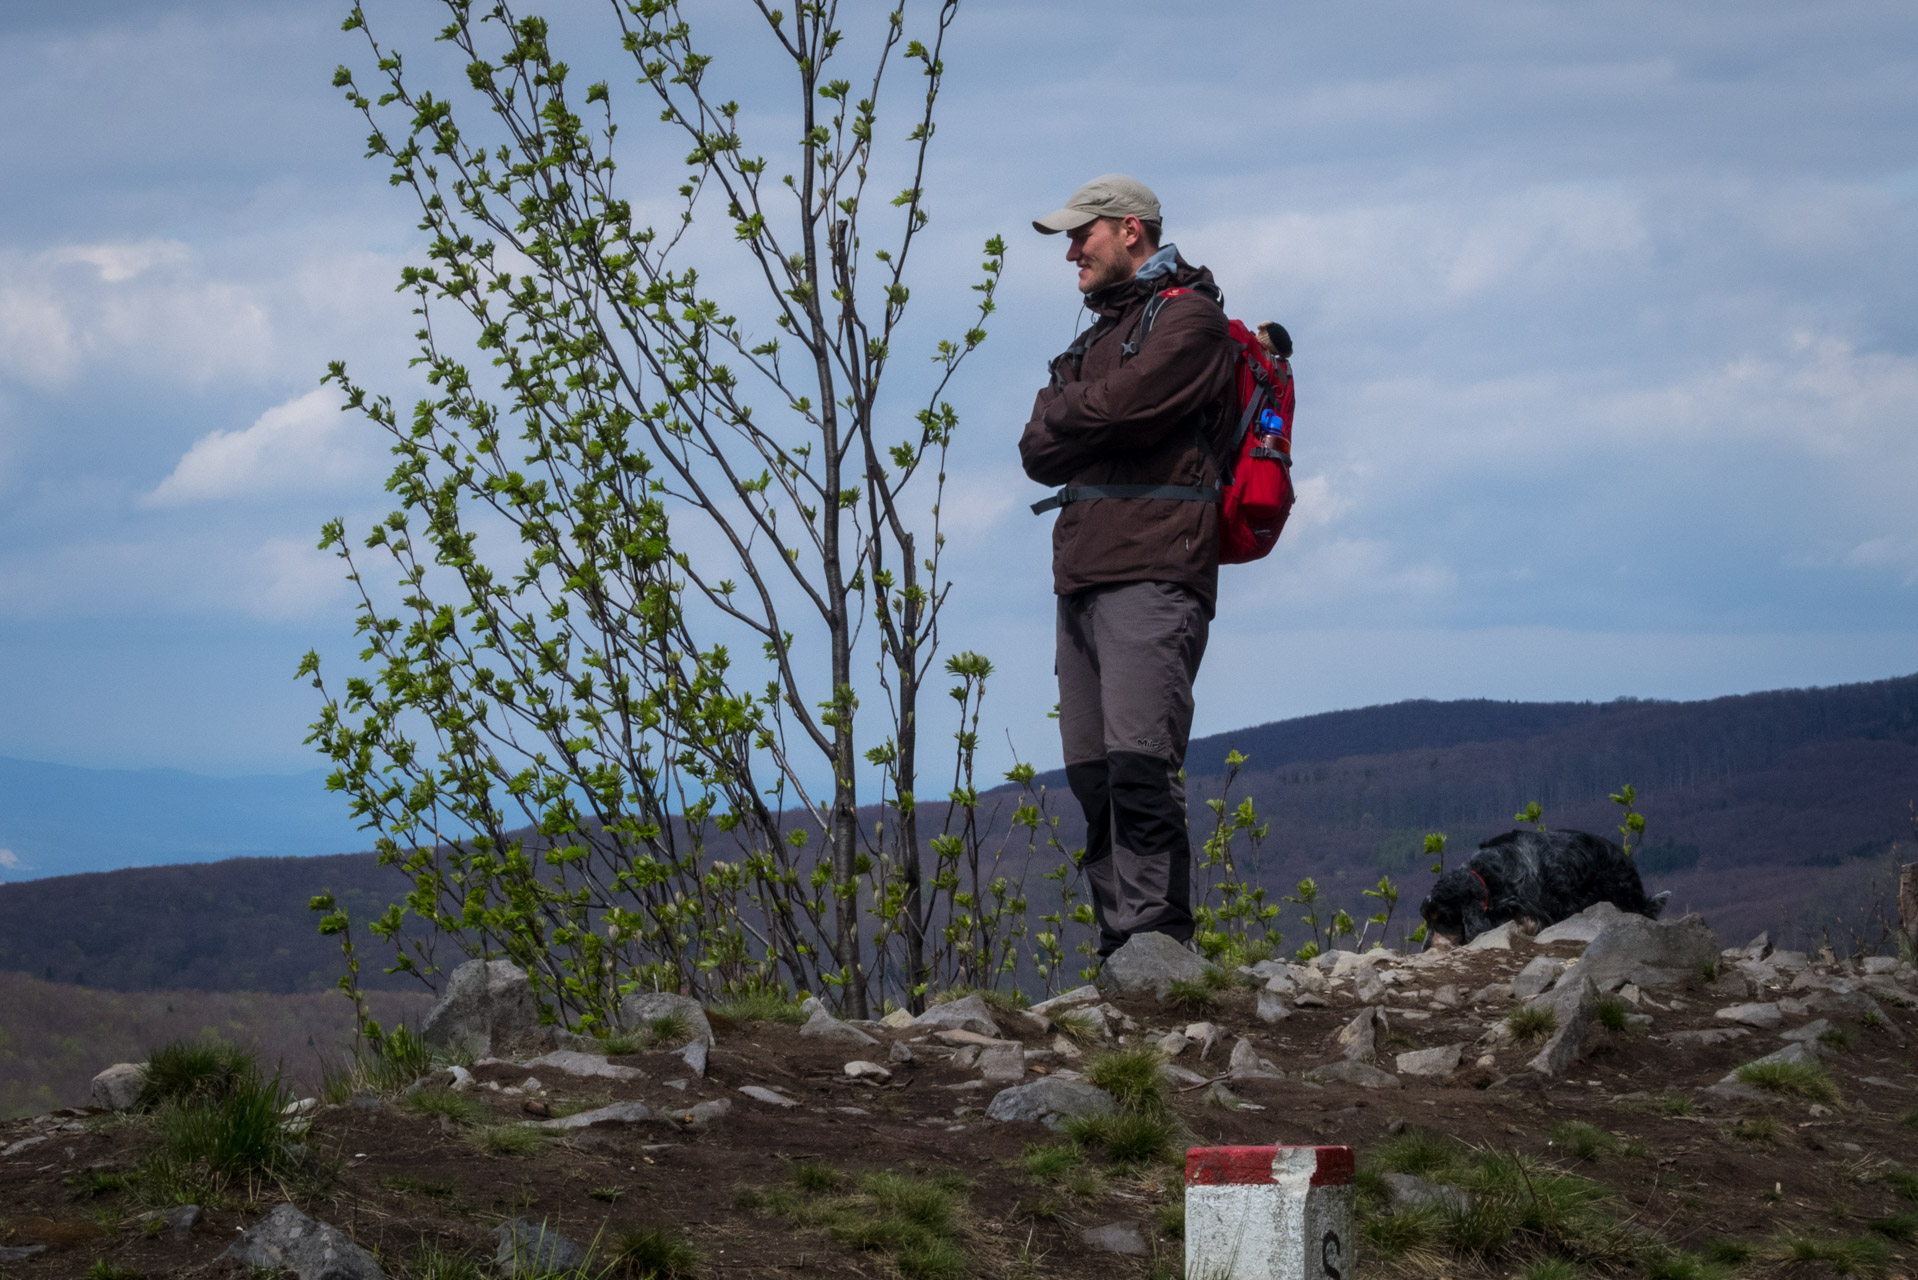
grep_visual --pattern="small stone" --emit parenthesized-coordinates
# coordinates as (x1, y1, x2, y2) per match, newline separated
(952, 1045, 982, 1069)
(800, 1008, 881, 1046)
(1470, 982, 1512, 1004)
(1512, 957, 1567, 1000)
(90, 1062, 147, 1112)
(1714, 1002, 1783, 1028)
(663, 1080, 688, 1091)
(1082, 1222, 1148, 1255)
(1666, 1027, 1749, 1046)
(1355, 967, 1387, 1004)
(1185, 1022, 1224, 1058)
(531, 1100, 656, 1130)
(674, 1099, 733, 1127)
(1029, 985, 1103, 1016)
(740, 1085, 799, 1107)
(1257, 989, 1293, 1024)
(1533, 901, 1626, 945)
(845, 1060, 893, 1082)
(1396, 1044, 1464, 1077)
(138, 1204, 202, 1241)
(1461, 921, 1517, 951)
(446, 1065, 475, 1091)
(678, 1039, 709, 1078)
(913, 994, 1004, 1038)
(986, 1078, 1119, 1129)
(1049, 1034, 1083, 1060)
(618, 992, 715, 1049)
(1097, 931, 1209, 1000)
(1430, 984, 1461, 1008)
(1228, 1037, 1282, 1079)
(979, 1044, 1026, 1085)
(495, 1218, 586, 1279)
(1780, 1019, 1834, 1042)
(1335, 1007, 1386, 1063)
(1808, 1103, 1834, 1118)
(1162, 1062, 1211, 1086)
(0, 1247, 48, 1263)
(1526, 977, 1600, 1077)
(1156, 1031, 1190, 1057)
(522, 1050, 644, 1082)
(1296, 992, 1329, 1008)
(881, 1008, 917, 1029)
(888, 1040, 916, 1065)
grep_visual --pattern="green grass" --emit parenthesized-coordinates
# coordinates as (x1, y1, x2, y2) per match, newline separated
(1883, 1169, 1918, 1201)
(1820, 1026, 1856, 1051)
(141, 1050, 295, 1200)
(604, 1011, 695, 1055)
(1864, 1212, 1918, 1244)
(67, 1169, 131, 1199)
(1019, 1142, 1082, 1183)
(1049, 1009, 1102, 1044)
(708, 990, 807, 1026)
(1654, 1093, 1696, 1117)
(1372, 1128, 1466, 1179)
(791, 1161, 841, 1193)
(1705, 1240, 1753, 1265)
(1729, 1116, 1784, 1144)
(1064, 1111, 1177, 1166)
(611, 1225, 701, 1279)
(1362, 1207, 1442, 1261)
(746, 1164, 968, 1280)
(1640, 1247, 1732, 1280)
(1155, 1200, 1185, 1239)
(385, 1173, 456, 1198)
(1595, 994, 1632, 1032)
(1165, 978, 1221, 1015)
(318, 1025, 434, 1103)
(1506, 1004, 1559, 1043)
(1524, 1259, 1579, 1280)
(1083, 1047, 1169, 1116)
(403, 1238, 482, 1280)
(137, 1038, 256, 1110)
(1549, 1121, 1620, 1162)
(404, 1088, 488, 1127)
(1898, 1107, 1918, 1129)
(85, 1261, 142, 1280)
(470, 1124, 544, 1157)
(1772, 1231, 1891, 1277)
(1735, 1059, 1841, 1103)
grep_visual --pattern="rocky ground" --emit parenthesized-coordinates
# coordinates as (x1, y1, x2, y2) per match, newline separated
(2, 907, 1915, 1280)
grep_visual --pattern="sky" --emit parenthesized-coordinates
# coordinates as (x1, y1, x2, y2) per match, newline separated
(1, 0, 1914, 806)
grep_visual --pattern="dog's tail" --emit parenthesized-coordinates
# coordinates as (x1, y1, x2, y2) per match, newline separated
(1648, 889, 1672, 919)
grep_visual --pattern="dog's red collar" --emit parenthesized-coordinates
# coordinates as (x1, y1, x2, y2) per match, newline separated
(1468, 869, 1490, 911)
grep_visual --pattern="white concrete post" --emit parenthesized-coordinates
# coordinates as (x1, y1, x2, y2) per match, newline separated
(1185, 1145, 1355, 1280)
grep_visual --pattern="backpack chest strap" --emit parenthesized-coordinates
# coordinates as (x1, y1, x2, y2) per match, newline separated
(1030, 483, 1220, 515)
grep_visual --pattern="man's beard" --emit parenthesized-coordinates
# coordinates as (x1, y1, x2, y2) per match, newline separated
(1079, 256, 1133, 295)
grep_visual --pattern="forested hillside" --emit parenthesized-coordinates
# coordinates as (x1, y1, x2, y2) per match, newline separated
(2, 673, 1912, 995)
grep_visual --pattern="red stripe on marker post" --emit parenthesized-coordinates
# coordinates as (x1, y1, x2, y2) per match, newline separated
(1186, 1145, 1354, 1186)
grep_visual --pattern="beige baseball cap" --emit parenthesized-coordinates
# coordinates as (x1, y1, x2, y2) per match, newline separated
(1032, 173, 1162, 235)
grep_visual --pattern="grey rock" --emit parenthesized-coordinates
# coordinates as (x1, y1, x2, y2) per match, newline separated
(421, 959, 552, 1059)
(0, 1246, 48, 1262)
(1185, 1022, 1225, 1058)
(1383, 1172, 1473, 1215)
(1575, 914, 1720, 991)
(530, 1100, 656, 1130)
(1461, 921, 1519, 951)
(2, 1133, 50, 1157)
(1431, 984, 1462, 1008)
(1703, 1080, 1770, 1103)
(1780, 1019, 1835, 1042)
(1354, 967, 1387, 1004)
(90, 1061, 147, 1111)
(1532, 901, 1626, 945)
(1707, 971, 1752, 999)
(222, 1203, 386, 1280)
(1735, 959, 1781, 989)
(739, 1085, 800, 1107)
(1161, 1062, 1211, 1086)
(666, 1098, 733, 1128)
(147, 1203, 201, 1241)
(1098, 930, 1209, 999)
(1082, 1222, 1148, 1255)
(951, 1045, 983, 1070)
(1229, 1037, 1282, 1079)
(1256, 988, 1293, 1024)
(1742, 931, 1771, 959)
(1665, 1027, 1749, 1046)
(1470, 982, 1513, 1004)
(522, 1050, 644, 1082)
(986, 1078, 1119, 1129)
(1768, 949, 1810, 972)
(912, 994, 1002, 1038)
(844, 1060, 893, 1081)
(888, 1040, 916, 1065)
(800, 1008, 881, 1047)
(979, 1044, 1026, 1085)
(1303, 1060, 1402, 1089)
(1396, 1044, 1464, 1077)
(1713, 1003, 1782, 1029)
(1512, 957, 1567, 1000)
(677, 1039, 709, 1078)
(494, 1218, 586, 1279)
(1336, 1007, 1387, 1063)
(1736, 1040, 1824, 1073)
(1156, 1031, 1191, 1057)
(619, 992, 714, 1048)
(1029, 984, 1103, 1016)
(880, 1007, 918, 1029)
(1526, 977, 1600, 1076)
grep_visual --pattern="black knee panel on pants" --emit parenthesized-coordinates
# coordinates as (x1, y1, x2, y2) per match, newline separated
(1065, 760, 1113, 865)
(1108, 749, 1193, 931)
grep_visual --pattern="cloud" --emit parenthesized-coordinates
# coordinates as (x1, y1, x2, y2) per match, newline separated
(0, 531, 349, 622)
(144, 387, 368, 506)
(0, 847, 24, 871)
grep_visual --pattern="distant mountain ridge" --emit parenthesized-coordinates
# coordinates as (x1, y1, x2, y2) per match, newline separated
(2, 672, 1913, 993)
(0, 756, 368, 880)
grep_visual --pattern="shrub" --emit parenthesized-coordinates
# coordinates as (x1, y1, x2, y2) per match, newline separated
(1594, 994, 1631, 1032)
(708, 991, 808, 1026)
(1548, 1121, 1619, 1162)
(1165, 978, 1220, 1016)
(1735, 1059, 1841, 1103)
(144, 1057, 294, 1198)
(138, 1039, 256, 1110)
(1505, 1005, 1558, 1043)
(1064, 1112, 1177, 1166)
(1049, 1010, 1102, 1045)
(1083, 1047, 1169, 1116)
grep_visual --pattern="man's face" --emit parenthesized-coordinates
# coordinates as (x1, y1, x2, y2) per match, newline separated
(1066, 216, 1139, 295)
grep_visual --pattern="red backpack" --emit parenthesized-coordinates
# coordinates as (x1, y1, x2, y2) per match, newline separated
(1031, 288, 1296, 565)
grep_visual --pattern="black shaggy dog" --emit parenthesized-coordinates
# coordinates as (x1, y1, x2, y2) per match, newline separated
(1419, 829, 1669, 946)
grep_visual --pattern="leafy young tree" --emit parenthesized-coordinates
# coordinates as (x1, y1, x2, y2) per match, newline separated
(302, 0, 1005, 1025)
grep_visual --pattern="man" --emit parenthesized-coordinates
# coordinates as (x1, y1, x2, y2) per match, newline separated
(1019, 174, 1238, 958)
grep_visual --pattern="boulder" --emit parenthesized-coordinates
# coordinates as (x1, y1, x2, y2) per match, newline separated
(1706, 971, 1752, 999)
(979, 1044, 1027, 1085)
(881, 1008, 918, 1029)
(1526, 977, 1599, 1076)
(1532, 901, 1626, 945)
(1512, 957, 1567, 1000)
(1396, 1044, 1464, 1078)
(529, 1100, 655, 1130)
(986, 1078, 1119, 1129)
(888, 1040, 916, 1065)
(1779, 1018, 1835, 1043)
(1335, 1007, 1387, 1063)
(1082, 1222, 1148, 1255)
(912, 994, 1002, 1038)
(1736, 1040, 1824, 1072)
(1097, 931, 1208, 999)
(521, 1050, 644, 1081)
(678, 1039, 709, 1078)
(221, 1203, 386, 1280)
(1029, 985, 1102, 1016)
(1354, 967, 1387, 1004)
(421, 960, 552, 1059)
(90, 1062, 147, 1112)
(1228, 1037, 1282, 1079)
(618, 992, 714, 1048)
(1303, 1060, 1401, 1089)
(1382, 1172, 1473, 1215)
(1161, 1062, 1211, 1086)
(1256, 989, 1293, 1024)
(799, 1008, 881, 1047)
(1712, 1003, 1783, 1029)
(494, 1219, 585, 1279)
(1574, 914, 1720, 992)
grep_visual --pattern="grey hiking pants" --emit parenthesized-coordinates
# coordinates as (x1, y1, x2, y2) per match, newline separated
(1056, 580, 1210, 956)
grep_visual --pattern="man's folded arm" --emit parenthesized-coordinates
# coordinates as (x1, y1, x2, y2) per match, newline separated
(1039, 296, 1232, 454)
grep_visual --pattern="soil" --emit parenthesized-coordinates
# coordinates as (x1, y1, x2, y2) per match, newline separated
(2, 936, 1915, 1280)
